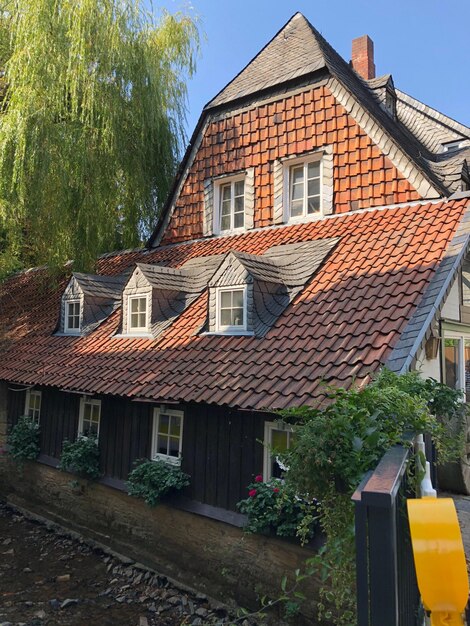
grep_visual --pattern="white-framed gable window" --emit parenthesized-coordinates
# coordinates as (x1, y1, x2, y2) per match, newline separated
(216, 176, 245, 233)
(152, 406, 183, 465)
(263, 421, 295, 480)
(216, 286, 247, 332)
(25, 389, 42, 424)
(288, 157, 322, 220)
(65, 300, 81, 334)
(128, 295, 149, 332)
(78, 397, 101, 437)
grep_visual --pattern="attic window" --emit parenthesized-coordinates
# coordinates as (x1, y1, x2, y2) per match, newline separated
(216, 287, 247, 332)
(290, 160, 321, 217)
(216, 177, 245, 233)
(65, 300, 81, 334)
(128, 295, 148, 332)
(442, 140, 463, 153)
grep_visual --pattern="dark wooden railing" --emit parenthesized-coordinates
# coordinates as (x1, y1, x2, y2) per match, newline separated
(352, 444, 422, 626)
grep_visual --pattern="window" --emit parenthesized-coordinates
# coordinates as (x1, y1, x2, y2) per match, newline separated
(152, 407, 183, 464)
(78, 397, 101, 437)
(442, 140, 463, 153)
(263, 421, 296, 480)
(443, 335, 470, 402)
(25, 389, 41, 424)
(218, 178, 245, 232)
(216, 287, 246, 332)
(128, 295, 148, 332)
(65, 300, 81, 334)
(288, 159, 321, 219)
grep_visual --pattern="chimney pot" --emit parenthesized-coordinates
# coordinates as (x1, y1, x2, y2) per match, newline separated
(351, 35, 376, 80)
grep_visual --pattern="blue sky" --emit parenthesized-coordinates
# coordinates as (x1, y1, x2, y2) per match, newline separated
(150, 0, 470, 136)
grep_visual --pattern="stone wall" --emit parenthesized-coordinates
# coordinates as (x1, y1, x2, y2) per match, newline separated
(0, 460, 322, 621)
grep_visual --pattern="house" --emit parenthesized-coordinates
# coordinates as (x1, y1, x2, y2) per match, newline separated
(1, 11, 470, 605)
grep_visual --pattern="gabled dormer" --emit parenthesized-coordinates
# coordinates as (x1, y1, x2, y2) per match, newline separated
(205, 239, 339, 337)
(58, 273, 126, 336)
(120, 256, 224, 337)
(366, 74, 397, 120)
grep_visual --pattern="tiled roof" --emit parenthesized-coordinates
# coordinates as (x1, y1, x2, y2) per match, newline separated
(148, 14, 469, 248)
(73, 273, 128, 299)
(1, 197, 469, 410)
(395, 89, 470, 154)
(136, 254, 223, 293)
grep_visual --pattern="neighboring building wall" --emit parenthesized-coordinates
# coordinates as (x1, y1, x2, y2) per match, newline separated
(414, 273, 461, 380)
(441, 278, 460, 321)
(415, 347, 441, 381)
(162, 83, 421, 245)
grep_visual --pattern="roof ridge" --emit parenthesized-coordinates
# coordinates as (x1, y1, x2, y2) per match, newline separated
(204, 12, 303, 111)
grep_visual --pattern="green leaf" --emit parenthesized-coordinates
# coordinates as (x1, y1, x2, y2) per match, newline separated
(280, 575, 287, 592)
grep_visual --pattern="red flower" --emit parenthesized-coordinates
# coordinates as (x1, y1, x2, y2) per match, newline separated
(255, 475, 263, 483)
(248, 489, 257, 497)
(273, 487, 280, 493)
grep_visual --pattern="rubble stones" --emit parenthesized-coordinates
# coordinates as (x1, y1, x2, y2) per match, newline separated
(0, 502, 256, 625)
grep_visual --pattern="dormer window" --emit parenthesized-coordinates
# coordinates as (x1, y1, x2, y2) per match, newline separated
(128, 295, 148, 332)
(217, 177, 245, 233)
(65, 300, 81, 334)
(442, 140, 463, 153)
(216, 287, 247, 332)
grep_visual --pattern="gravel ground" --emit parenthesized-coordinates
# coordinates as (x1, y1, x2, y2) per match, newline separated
(0, 502, 255, 626)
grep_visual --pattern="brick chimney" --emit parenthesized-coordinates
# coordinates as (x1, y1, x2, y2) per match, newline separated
(351, 35, 376, 80)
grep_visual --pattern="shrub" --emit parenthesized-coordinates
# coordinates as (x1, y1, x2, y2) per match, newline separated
(126, 459, 190, 506)
(59, 436, 100, 480)
(277, 369, 466, 624)
(8, 415, 40, 463)
(237, 475, 317, 542)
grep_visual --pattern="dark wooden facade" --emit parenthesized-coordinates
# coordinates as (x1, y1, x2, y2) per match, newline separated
(7, 386, 266, 513)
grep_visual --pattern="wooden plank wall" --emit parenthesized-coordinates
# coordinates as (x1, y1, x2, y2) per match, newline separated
(6, 385, 267, 512)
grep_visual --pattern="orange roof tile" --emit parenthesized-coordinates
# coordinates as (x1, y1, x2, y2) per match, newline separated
(0, 197, 468, 410)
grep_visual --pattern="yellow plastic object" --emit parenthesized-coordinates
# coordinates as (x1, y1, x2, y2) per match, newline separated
(407, 498, 469, 626)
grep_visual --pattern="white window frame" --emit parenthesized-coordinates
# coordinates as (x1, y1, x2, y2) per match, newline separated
(78, 397, 101, 438)
(215, 285, 248, 333)
(151, 406, 184, 465)
(127, 294, 150, 333)
(214, 174, 246, 235)
(263, 421, 295, 481)
(64, 299, 81, 335)
(283, 154, 323, 223)
(25, 389, 42, 424)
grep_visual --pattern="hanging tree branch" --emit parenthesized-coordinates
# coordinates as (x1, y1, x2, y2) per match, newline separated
(0, 0, 199, 277)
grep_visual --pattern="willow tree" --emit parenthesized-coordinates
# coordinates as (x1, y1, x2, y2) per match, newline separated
(0, 0, 198, 275)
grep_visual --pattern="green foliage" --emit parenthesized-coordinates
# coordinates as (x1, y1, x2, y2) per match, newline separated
(126, 458, 190, 506)
(59, 436, 100, 480)
(0, 0, 199, 277)
(8, 415, 40, 463)
(275, 369, 465, 625)
(237, 476, 317, 542)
